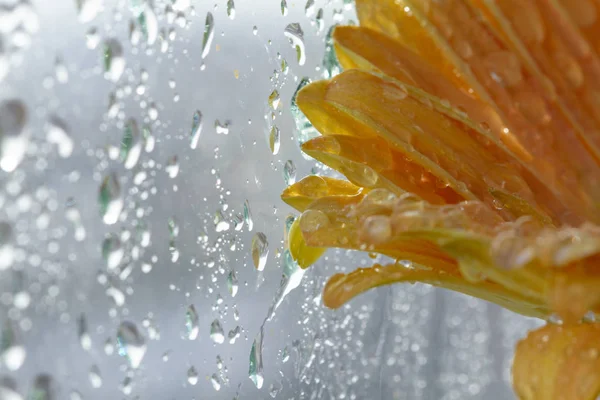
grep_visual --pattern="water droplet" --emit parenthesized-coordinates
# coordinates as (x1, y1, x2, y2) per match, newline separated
(305, 0, 315, 17)
(315, 8, 324, 32)
(70, 390, 83, 400)
(99, 174, 123, 225)
(142, 125, 155, 152)
(201, 12, 214, 59)
(251, 232, 269, 271)
(227, 271, 238, 297)
(269, 384, 281, 398)
(215, 120, 230, 135)
(76, 0, 103, 23)
(187, 366, 198, 385)
(214, 210, 230, 232)
(117, 321, 147, 369)
(86, 27, 100, 49)
(185, 305, 199, 340)
(269, 126, 280, 155)
(46, 116, 73, 158)
(210, 319, 225, 344)
(138, 6, 158, 45)
(283, 160, 296, 185)
(249, 330, 264, 389)
(89, 365, 102, 388)
(78, 314, 92, 351)
(284, 23, 306, 66)
(210, 374, 221, 391)
(0, 223, 13, 271)
(0, 322, 25, 371)
(163, 157, 179, 180)
(227, 0, 235, 19)
(168, 216, 179, 239)
(121, 119, 142, 169)
(102, 234, 123, 269)
(120, 376, 133, 395)
(268, 89, 280, 111)
(102, 39, 125, 82)
(228, 326, 241, 344)
(281, 0, 288, 16)
(190, 110, 203, 149)
(54, 56, 68, 83)
(291, 78, 319, 151)
(0, 100, 29, 173)
(104, 338, 114, 355)
(29, 375, 53, 400)
(281, 346, 289, 363)
(244, 199, 253, 231)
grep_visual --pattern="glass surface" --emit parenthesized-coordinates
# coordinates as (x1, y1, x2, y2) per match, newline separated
(0, 0, 542, 398)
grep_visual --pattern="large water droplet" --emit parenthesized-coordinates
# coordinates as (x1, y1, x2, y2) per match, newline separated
(0, 100, 28, 173)
(185, 305, 199, 340)
(227, 0, 235, 19)
(121, 119, 142, 169)
(46, 116, 73, 158)
(284, 23, 306, 66)
(102, 39, 125, 82)
(76, 0, 103, 23)
(283, 160, 296, 185)
(227, 271, 238, 297)
(116, 321, 147, 369)
(99, 174, 123, 225)
(102, 233, 123, 269)
(269, 126, 280, 155)
(189, 110, 203, 149)
(187, 366, 198, 385)
(201, 12, 214, 59)
(249, 329, 264, 389)
(210, 319, 225, 344)
(243, 199, 253, 231)
(251, 232, 269, 271)
(78, 314, 92, 351)
(89, 365, 102, 388)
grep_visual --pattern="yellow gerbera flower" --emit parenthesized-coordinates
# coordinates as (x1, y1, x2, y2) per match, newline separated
(282, 0, 600, 398)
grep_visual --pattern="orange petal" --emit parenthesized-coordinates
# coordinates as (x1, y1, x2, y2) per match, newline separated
(513, 323, 600, 400)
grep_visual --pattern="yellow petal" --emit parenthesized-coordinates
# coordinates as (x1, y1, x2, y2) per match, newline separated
(513, 323, 600, 400)
(288, 217, 327, 269)
(281, 175, 362, 212)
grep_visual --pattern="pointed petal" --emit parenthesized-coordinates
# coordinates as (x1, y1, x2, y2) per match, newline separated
(281, 175, 362, 212)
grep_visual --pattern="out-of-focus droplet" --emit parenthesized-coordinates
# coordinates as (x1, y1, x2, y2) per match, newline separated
(283, 160, 296, 185)
(0, 100, 29, 173)
(46, 116, 73, 158)
(89, 365, 102, 388)
(210, 374, 221, 391)
(190, 110, 203, 149)
(315, 8, 324, 32)
(70, 390, 82, 400)
(166, 155, 179, 178)
(269, 126, 280, 155)
(78, 314, 92, 351)
(243, 199, 253, 231)
(305, 0, 315, 17)
(102, 233, 123, 269)
(142, 125, 154, 152)
(227, 0, 235, 19)
(29, 375, 53, 400)
(210, 319, 225, 344)
(251, 232, 269, 271)
(86, 27, 100, 49)
(116, 321, 147, 369)
(102, 39, 125, 82)
(121, 118, 142, 169)
(201, 12, 214, 59)
(281, 0, 288, 16)
(0, 323, 25, 372)
(268, 89, 280, 111)
(0, 378, 23, 400)
(228, 326, 241, 344)
(215, 120, 229, 135)
(171, 0, 190, 11)
(227, 271, 238, 297)
(168, 216, 179, 239)
(76, 0, 103, 23)
(185, 305, 199, 340)
(120, 376, 132, 395)
(284, 23, 306, 66)
(249, 330, 264, 388)
(54, 56, 68, 83)
(214, 210, 230, 232)
(104, 338, 114, 355)
(139, 6, 158, 45)
(99, 174, 123, 225)
(187, 366, 198, 385)
(281, 346, 289, 363)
